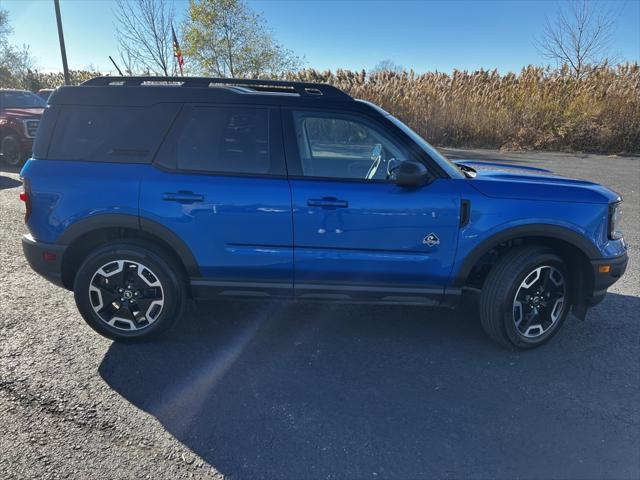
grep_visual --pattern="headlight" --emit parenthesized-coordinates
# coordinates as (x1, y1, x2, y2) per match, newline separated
(23, 119, 40, 138)
(608, 201, 623, 240)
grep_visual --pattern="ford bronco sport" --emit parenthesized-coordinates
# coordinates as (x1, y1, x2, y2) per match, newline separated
(20, 77, 628, 349)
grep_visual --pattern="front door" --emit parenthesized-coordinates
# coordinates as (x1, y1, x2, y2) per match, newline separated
(285, 109, 461, 302)
(140, 105, 293, 298)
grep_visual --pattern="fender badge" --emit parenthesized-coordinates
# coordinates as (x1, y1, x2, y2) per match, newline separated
(423, 233, 440, 247)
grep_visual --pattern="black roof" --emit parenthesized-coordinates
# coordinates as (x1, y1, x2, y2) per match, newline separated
(48, 76, 356, 108)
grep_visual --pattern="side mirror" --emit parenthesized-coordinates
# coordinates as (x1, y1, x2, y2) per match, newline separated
(394, 160, 432, 187)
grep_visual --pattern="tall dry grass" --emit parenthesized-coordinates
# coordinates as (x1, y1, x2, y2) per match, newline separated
(11, 64, 640, 153)
(286, 64, 640, 154)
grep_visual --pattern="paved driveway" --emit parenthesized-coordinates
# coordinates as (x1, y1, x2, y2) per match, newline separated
(1, 149, 638, 479)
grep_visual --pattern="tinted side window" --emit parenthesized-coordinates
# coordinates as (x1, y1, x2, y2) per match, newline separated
(32, 106, 59, 159)
(292, 111, 407, 180)
(47, 104, 179, 163)
(304, 117, 379, 159)
(157, 106, 277, 175)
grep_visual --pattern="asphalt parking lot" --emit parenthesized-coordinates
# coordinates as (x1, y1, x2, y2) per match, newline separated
(0, 149, 638, 480)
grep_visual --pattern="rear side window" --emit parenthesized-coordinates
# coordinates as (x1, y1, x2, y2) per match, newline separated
(155, 106, 281, 176)
(47, 104, 179, 163)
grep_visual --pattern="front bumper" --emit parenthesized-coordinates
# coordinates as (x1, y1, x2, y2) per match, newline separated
(589, 252, 628, 305)
(22, 234, 66, 288)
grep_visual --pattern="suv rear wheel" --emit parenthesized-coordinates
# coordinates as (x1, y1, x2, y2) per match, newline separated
(73, 242, 187, 341)
(480, 246, 570, 349)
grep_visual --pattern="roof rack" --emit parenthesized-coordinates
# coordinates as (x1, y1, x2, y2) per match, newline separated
(81, 76, 352, 100)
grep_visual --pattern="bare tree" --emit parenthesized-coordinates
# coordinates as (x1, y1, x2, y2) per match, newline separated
(535, 0, 616, 79)
(118, 47, 137, 76)
(370, 59, 404, 74)
(114, 0, 175, 76)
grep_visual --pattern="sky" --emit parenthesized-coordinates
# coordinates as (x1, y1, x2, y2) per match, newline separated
(3, 0, 640, 74)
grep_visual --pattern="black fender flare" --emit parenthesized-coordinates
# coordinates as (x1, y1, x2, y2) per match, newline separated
(451, 223, 600, 287)
(56, 214, 201, 277)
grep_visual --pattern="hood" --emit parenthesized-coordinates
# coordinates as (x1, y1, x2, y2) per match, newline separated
(1, 107, 44, 119)
(455, 159, 620, 204)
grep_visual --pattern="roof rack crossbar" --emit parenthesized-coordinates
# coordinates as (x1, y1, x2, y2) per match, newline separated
(81, 76, 352, 100)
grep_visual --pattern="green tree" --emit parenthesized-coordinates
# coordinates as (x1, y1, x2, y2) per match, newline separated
(0, 8, 35, 88)
(183, 0, 302, 78)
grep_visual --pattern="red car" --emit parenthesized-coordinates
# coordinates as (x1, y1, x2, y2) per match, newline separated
(0, 89, 46, 167)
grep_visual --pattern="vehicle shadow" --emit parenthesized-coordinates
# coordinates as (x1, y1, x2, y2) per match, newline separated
(0, 174, 21, 190)
(99, 293, 640, 479)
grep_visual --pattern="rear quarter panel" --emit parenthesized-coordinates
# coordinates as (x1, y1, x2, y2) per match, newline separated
(20, 159, 143, 243)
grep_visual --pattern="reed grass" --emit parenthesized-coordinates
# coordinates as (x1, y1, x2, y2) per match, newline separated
(15, 64, 640, 154)
(286, 64, 640, 154)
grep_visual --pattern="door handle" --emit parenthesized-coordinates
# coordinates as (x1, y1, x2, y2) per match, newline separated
(307, 197, 349, 209)
(163, 191, 204, 204)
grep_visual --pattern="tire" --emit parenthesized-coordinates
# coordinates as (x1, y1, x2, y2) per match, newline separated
(0, 133, 23, 167)
(73, 241, 187, 341)
(480, 246, 571, 349)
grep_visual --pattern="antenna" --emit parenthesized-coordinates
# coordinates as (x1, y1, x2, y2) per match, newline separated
(109, 56, 124, 76)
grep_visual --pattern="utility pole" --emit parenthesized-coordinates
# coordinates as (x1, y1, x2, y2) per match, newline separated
(53, 0, 70, 85)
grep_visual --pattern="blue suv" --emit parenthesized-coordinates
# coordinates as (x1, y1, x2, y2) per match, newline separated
(20, 77, 628, 349)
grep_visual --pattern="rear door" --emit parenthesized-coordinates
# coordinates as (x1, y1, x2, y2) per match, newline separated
(140, 104, 293, 298)
(284, 109, 461, 303)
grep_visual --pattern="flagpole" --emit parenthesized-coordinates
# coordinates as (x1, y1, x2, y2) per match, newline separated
(172, 24, 184, 77)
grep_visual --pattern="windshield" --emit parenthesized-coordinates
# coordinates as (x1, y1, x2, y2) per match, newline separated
(1, 90, 47, 109)
(384, 113, 464, 179)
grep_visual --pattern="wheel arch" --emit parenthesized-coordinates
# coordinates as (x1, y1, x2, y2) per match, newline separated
(452, 224, 598, 312)
(58, 214, 200, 290)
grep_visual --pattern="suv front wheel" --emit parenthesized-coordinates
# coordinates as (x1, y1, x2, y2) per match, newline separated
(480, 246, 571, 349)
(73, 242, 187, 341)
(0, 133, 23, 167)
